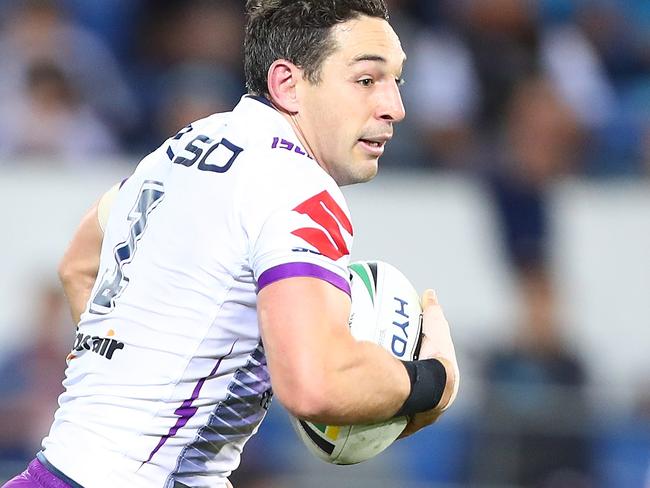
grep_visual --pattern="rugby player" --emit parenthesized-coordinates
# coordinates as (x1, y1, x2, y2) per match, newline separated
(4, 1, 458, 486)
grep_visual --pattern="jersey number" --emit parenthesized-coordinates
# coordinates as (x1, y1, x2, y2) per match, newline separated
(89, 180, 165, 315)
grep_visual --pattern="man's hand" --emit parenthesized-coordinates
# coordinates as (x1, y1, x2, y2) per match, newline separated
(399, 289, 459, 438)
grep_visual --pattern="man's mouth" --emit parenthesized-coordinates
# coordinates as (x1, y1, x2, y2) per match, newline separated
(358, 135, 391, 156)
(359, 139, 383, 147)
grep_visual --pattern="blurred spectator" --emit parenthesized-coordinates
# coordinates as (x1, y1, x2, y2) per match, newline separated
(0, 61, 118, 162)
(0, 0, 139, 145)
(0, 284, 71, 465)
(133, 0, 245, 147)
(153, 64, 243, 143)
(592, 385, 650, 488)
(572, 1, 650, 176)
(497, 76, 584, 188)
(59, 0, 145, 63)
(471, 187, 595, 487)
(482, 76, 584, 263)
(471, 308, 594, 487)
(575, 0, 650, 86)
(469, 74, 595, 487)
(448, 0, 617, 174)
(150, 0, 244, 71)
(382, 0, 480, 169)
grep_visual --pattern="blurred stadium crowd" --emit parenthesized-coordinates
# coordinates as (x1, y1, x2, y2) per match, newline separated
(0, 0, 649, 174)
(0, 0, 649, 487)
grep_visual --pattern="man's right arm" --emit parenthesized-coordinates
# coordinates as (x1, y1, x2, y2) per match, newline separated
(258, 276, 411, 424)
(257, 277, 459, 426)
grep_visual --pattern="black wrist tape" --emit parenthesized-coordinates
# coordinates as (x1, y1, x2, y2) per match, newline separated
(394, 358, 447, 418)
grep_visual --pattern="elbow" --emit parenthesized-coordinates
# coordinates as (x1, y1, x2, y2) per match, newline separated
(273, 372, 337, 422)
(57, 251, 93, 289)
(57, 256, 74, 288)
(280, 392, 333, 422)
(57, 254, 90, 294)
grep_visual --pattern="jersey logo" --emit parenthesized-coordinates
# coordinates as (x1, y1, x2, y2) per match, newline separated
(66, 328, 124, 362)
(291, 190, 353, 261)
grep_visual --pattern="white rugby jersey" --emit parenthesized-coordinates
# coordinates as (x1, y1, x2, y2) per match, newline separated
(42, 96, 354, 488)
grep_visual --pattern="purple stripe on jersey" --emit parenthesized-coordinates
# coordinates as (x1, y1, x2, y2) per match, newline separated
(3, 458, 76, 488)
(258, 262, 351, 296)
(169, 344, 272, 483)
(144, 340, 238, 464)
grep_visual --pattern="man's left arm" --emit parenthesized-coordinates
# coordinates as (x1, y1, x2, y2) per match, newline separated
(58, 183, 119, 324)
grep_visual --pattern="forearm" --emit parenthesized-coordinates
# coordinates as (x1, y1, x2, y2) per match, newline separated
(398, 290, 460, 438)
(59, 267, 98, 325)
(58, 201, 103, 324)
(300, 338, 411, 424)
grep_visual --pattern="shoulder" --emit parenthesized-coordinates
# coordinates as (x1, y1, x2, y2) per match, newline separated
(237, 144, 352, 247)
(243, 143, 345, 210)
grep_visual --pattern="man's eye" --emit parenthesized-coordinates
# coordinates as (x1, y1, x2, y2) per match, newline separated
(357, 78, 374, 87)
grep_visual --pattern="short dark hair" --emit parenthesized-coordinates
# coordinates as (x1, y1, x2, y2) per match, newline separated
(244, 0, 389, 96)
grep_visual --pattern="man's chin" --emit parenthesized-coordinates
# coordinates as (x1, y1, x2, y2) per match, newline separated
(339, 158, 378, 186)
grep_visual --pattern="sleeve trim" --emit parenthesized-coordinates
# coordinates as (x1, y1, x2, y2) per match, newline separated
(258, 262, 351, 296)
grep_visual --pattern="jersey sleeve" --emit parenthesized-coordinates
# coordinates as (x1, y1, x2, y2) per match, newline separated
(242, 153, 354, 296)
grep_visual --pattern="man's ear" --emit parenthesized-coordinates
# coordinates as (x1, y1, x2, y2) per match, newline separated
(267, 59, 301, 114)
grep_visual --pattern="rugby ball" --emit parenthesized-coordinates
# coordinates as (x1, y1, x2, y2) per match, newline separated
(290, 260, 422, 464)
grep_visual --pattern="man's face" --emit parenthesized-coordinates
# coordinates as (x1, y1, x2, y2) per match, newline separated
(294, 15, 406, 186)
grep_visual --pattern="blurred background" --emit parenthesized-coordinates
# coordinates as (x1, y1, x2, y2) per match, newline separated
(0, 0, 649, 486)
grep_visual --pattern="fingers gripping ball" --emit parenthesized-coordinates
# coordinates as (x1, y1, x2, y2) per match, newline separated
(290, 261, 422, 464)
